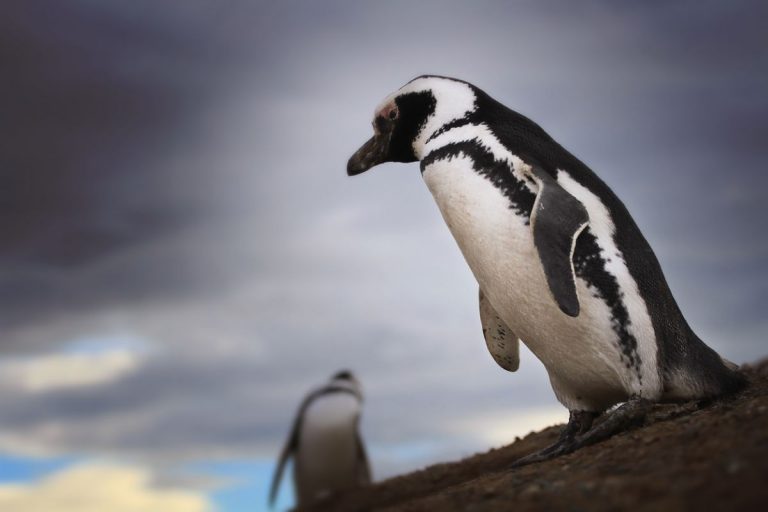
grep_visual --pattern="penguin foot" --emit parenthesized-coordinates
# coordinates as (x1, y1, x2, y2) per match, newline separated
(573, 397, 651, 448)
(511, 398, 651, 469)
(510, 409, 598, 468)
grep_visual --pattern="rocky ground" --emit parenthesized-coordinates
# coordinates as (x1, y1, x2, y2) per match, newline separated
(304, 358, 768, 511)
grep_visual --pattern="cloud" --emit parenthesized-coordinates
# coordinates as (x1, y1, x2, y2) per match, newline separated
(453, 407, 570, 448)
(0, 349, 142, 393)
(0, 463, 212, 512)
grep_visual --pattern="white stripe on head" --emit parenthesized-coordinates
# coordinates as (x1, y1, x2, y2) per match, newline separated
(380, 76, 478, 159)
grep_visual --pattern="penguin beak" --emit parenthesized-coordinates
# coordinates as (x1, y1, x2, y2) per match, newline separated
(347, 133, 390, 176)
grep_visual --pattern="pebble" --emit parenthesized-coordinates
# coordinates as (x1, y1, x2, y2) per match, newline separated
(520, 483, 542, 496)
(726, 459, 743, 475)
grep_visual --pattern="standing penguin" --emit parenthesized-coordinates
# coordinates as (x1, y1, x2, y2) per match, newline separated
(347, 75, 745, 465)
(269, 370, 371, 507)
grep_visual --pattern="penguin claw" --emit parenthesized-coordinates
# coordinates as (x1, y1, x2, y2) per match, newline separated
(510, 399, 651, 469)
(509, 439, 576, 468)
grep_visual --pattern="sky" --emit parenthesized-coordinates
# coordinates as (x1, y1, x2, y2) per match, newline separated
(1, 1, 766, 510)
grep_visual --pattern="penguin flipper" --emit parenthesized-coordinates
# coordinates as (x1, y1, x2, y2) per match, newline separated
(268, 393, 315, 507)
(268, 427, 296, 507)
(479, 288, 520, 372)
(355, 431, 372, 484)
(528, 165, 589, 317)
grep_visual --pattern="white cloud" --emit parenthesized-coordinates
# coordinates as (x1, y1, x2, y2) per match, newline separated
(0, 463, 212, 512)
(453, 406, 569, 448)
(0, 350, 142, 393)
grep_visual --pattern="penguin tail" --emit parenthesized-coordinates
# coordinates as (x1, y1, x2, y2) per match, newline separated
(718, 364, 748, 396)
(708, 352, 748, 396)
(669, 333, 749, 399)
(720, 356, 739, 372)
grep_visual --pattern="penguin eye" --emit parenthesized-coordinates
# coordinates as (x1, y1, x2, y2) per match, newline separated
(374, 116, 388, 133)
(388, 108, 398, 120)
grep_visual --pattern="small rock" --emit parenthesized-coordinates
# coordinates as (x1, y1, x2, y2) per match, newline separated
(726, 459, 743, 475)
(481, 489, 496, 499)
(520, 483, 542, 496)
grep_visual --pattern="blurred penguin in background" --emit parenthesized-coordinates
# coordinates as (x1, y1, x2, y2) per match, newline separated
(269, 370, 371, 508)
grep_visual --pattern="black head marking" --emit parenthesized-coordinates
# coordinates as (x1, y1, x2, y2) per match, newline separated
(348, 89, 435, 175)
(332, 369, 354, 381)
(388, 91, 436, 162)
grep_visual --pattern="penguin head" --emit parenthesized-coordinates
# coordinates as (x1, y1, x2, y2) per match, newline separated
(330, 369, 363, 397)
(331, 369, 355, 381)
(347, 75, 477, 175)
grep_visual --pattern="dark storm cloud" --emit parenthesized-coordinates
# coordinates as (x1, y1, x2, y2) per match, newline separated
(3, 0, 766, 339)
(0, 1, 301, 334)
(1, 3, 203, 329)
(1, 2, 216, 255)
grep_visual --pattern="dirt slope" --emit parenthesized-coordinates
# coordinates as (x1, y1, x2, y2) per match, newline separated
(306, 358, 768, 511)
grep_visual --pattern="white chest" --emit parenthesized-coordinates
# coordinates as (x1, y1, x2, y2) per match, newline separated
(296, 393, 360, 495)
(422, 155, 661, 409)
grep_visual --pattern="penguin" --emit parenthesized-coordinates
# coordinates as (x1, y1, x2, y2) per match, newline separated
(347, 75, 746, 465)
(269, 370, 371, 507)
